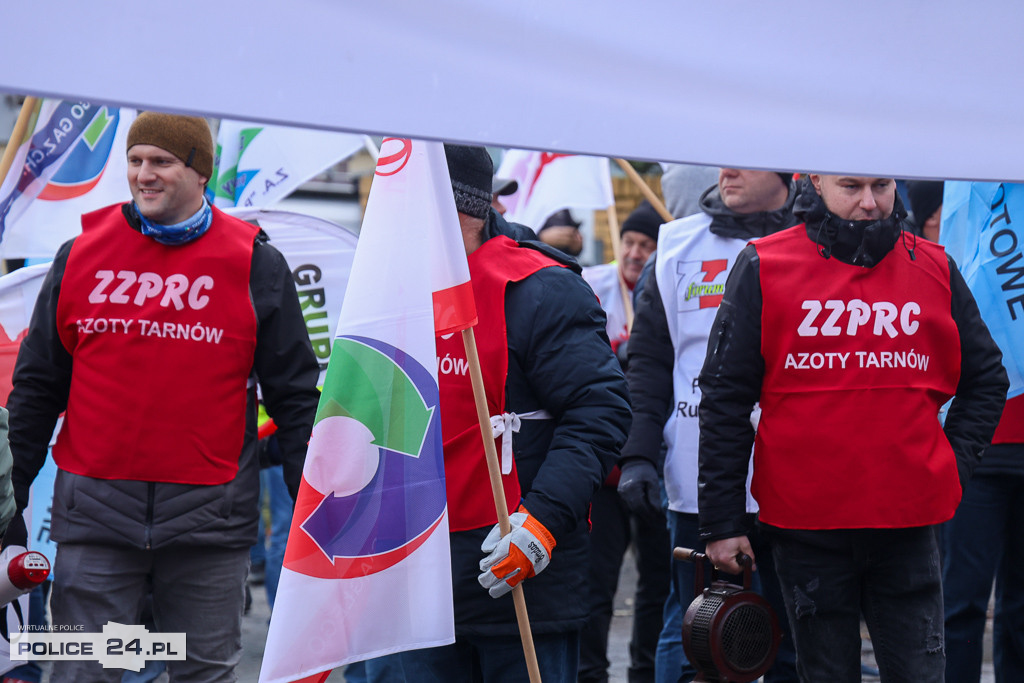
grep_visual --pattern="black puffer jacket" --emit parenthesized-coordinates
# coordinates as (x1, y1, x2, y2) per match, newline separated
(7, 204, 321, 550)
(620, 183, 798, 470)
(451, 209, 631, 636)
(697, 177, 1009, 541)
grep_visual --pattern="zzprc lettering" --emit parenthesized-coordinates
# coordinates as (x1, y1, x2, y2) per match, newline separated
(89, 271, 214, 311)
(797, 299, 920, 338)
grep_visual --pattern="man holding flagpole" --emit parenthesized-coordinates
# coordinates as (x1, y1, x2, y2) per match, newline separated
(5, 111, 321, 682)
(367, 144, 631, 682)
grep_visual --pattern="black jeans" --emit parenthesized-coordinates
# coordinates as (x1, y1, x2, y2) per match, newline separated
(764, 525, 945, 683)
(578, 485, 670, 683)
(942, 468, 1024, 682)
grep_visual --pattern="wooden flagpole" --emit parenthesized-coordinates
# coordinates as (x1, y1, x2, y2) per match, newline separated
(461, 326, 543, 683)
(605, 203, 634, 331)
(0, 96, 38, 191)
(613, 158, 674, 223)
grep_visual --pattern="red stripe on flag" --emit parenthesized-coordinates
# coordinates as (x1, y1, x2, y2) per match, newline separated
(37, 173, 104, 200)
(290, 671, 331, 683)
(257, 419, 278, 440)
(433, 281, 477, 336)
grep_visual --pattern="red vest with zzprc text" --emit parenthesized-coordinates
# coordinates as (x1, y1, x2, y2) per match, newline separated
(53, 203, 259, 484)
(436, 236, 565, 531)
(754, 226, 962, 529)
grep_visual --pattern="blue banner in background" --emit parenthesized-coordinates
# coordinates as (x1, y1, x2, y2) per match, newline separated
(942, 181, 1024, 398)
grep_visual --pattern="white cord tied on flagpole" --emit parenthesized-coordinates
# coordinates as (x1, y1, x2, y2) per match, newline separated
(490, 410, 553, 474)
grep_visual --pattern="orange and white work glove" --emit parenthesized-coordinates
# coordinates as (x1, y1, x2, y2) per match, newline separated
(477, 504, 556, 598)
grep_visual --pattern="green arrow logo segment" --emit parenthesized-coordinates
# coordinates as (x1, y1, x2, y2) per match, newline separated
(238, 127, 262, 155)
(82, 107, 112, 149)
(315, 337, 433, 457)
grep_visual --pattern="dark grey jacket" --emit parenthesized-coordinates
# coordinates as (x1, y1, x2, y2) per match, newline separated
(7, 204, 321, 550)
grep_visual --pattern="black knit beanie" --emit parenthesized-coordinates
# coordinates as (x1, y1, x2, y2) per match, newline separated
(539, 209, 581, 232)
(906, 180, 944, 227)
(444, 144, 493, 219)
(620, 200, 663, 242)
(127, 112, 214, 180)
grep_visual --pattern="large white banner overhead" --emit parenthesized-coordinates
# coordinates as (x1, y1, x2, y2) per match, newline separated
(1, 1, 1023, 181)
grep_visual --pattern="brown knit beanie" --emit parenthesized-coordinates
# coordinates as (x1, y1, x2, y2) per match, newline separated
(127, 112, 214, 180)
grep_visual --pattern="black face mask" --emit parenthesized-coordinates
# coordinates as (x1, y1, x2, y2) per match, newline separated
(793, 177, 910, 268)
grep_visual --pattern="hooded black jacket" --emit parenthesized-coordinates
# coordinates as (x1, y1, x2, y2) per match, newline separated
(697, 177, 1009, 541)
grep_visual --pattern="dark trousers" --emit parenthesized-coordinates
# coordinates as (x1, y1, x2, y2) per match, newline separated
(766, 525, 945, 683)
(364, 631, 580, 682)
(942, 470, 1024, 683)
(658, 513, 797, 683)
(49, 543, 249, 683)
(578, 486, 670, 683)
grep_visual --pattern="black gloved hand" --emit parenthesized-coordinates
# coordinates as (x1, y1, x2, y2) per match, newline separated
(1, 511, 27, 550)
(614, 338, 629, 370)
(616, 459, 662, 524)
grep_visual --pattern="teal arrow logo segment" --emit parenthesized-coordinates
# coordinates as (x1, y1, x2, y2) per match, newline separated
(315, 337, 433, 457)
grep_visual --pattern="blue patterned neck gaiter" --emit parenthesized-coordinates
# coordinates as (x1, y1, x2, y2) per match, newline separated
(135, 197, 213, 246)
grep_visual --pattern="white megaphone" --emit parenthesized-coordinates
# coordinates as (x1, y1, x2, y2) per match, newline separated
(0, 545, 49, 607)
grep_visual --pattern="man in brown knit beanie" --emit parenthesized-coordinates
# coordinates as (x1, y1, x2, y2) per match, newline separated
(6, 110, 321, 681)
(125, 111, 214, 227)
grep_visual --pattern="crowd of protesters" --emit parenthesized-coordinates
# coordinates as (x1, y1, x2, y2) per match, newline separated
(0, 112, 1018, 683)
(497, 164, 1016, 683)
